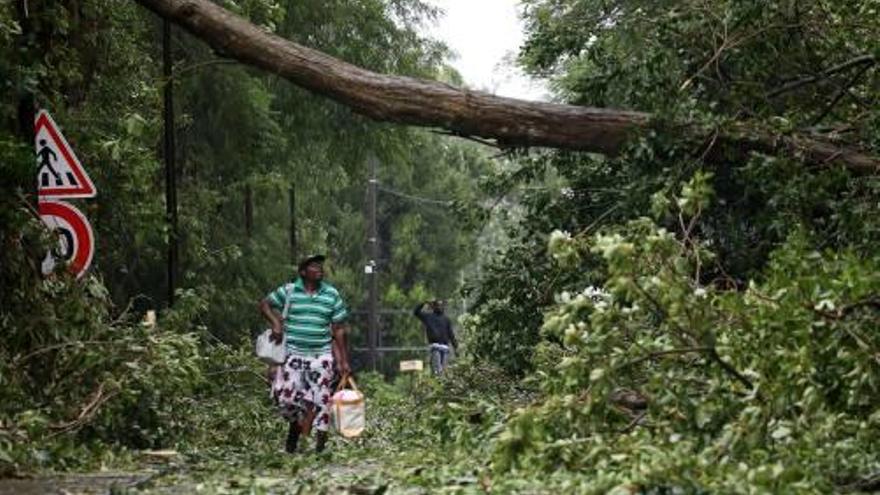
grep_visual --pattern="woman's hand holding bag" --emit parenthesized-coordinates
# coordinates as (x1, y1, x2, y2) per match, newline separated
(331, 374, 365, 438)
(255, 326, 285, 364)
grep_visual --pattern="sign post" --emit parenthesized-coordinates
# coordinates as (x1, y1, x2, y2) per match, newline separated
(35, 109, 97, 279)
(399, 359, 424, 392)
(35, 110, 96, 199)
(399, 360, 424, 372)
(38, 200, 95, 279)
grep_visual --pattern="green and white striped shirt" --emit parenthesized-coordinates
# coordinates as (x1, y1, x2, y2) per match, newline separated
(267, 278, 349, 354)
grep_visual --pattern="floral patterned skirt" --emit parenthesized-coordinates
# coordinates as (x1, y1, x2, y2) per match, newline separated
(270, 350, 335, 432)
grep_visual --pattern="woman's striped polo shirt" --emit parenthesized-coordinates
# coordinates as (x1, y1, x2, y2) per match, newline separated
(267, 278, 349, 354)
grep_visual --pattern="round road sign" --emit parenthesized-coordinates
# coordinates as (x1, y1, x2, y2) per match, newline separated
(39, 200, 94, 279)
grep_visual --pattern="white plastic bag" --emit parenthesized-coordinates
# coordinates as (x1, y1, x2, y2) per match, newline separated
(255, 284, 291, 365)
(255, 329, 286, 364)
(331, 375, 365, 438)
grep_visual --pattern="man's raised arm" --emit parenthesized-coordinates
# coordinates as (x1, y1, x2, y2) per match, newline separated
(413, 302, 427, 320)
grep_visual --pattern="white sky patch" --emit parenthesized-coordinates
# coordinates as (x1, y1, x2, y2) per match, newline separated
(423, 0, 549, 102)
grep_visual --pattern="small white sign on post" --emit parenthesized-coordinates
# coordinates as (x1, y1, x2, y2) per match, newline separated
(142, 310, 157, 328)
(399, 360, 424, 372)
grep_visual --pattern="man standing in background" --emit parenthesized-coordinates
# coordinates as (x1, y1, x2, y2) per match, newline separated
(413, 300, 458, 375)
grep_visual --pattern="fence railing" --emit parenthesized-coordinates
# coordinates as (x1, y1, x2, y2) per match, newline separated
(347, 308, 460, 376)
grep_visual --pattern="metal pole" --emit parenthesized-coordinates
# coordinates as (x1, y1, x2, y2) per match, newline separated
(367, 155, 379, 371)
(14, 0, 36, 209)
(289, 184, 297, 265)
(163, 19, 179, 306)
(460, 269, 466, 316)
(244, 184, 253, 238)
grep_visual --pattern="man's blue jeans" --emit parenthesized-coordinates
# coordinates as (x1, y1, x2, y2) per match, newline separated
(429, 343, 451, 375)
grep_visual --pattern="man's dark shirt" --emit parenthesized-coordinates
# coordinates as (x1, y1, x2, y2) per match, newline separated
(413, 304, 457, 348)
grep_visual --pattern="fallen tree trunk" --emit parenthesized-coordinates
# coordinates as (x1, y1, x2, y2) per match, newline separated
(134, 0, 879, 173)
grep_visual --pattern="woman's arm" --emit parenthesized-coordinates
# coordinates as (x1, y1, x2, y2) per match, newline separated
(331, 323, 351, 375)
(258, 299, 284, 343)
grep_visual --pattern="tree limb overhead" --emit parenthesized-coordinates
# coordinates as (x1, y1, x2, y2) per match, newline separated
(134, 0, 879, 173)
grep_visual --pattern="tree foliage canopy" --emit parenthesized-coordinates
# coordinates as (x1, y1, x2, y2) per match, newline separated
(459, 0, 880, 491)
(0, 0, 491, 470)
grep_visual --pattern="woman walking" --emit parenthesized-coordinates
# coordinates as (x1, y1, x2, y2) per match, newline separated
(259, 254, 351, 453)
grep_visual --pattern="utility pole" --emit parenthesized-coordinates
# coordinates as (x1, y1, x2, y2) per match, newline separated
(244, 184, 253, 239)
(289, 184, 297, 264)
(14, 0, 36, 209)
(163, 19, 179, 306)
(460, 270, 466, 317)
(367, 155, 379, 371)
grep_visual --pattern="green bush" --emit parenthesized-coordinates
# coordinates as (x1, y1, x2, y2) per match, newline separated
(490, 177, 880, 492)
(0, 192, 205, 473)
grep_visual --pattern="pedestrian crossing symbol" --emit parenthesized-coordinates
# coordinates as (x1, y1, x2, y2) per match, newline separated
(35, 109, 96, 198)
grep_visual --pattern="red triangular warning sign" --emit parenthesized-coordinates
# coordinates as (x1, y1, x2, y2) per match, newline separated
(35, 109, 96, 199)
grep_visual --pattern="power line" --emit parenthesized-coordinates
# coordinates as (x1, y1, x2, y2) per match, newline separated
(351, 309, 412, 315)
(352, 347, 429, 352)
(377, 185, 453, 207)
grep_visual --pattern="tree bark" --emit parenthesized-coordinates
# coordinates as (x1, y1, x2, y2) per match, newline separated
(133, 0, 879, 174)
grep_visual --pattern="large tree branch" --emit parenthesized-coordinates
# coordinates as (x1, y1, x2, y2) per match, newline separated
(766, 54, 876, 98)
(134, 0, 880, 174)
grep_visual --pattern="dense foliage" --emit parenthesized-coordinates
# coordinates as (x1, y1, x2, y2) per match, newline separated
(470, 0, 880, 372)
(1, 0, 489, 474)
(461, 0, 880, 491)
